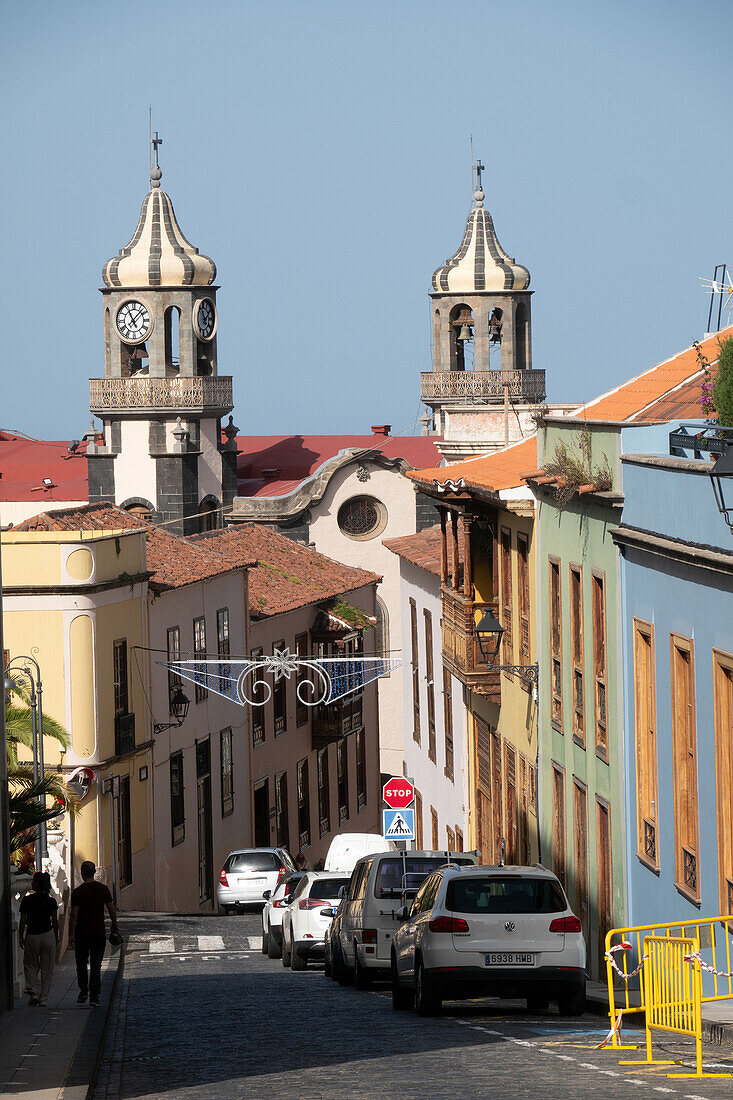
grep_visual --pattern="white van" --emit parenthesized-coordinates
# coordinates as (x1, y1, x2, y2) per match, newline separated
(332, 849, 478, 988)
(324, 833, 396, 874)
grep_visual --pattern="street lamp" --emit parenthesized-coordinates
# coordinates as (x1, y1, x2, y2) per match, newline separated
(153, 686, 190, 735)
(4, 652, 49, 868)
(710, 444, 733, 535)
(473, 610, 539, 688)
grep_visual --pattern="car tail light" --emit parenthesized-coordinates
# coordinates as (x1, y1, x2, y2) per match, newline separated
(428, 916, 470, 933)
(278, 866, 287, 877)
(362, 929, 377, 944)
(549, 916, 582, 934)
(298, 899, 326, 910)
(272, 899, 290, 908)
(219, 869, 228, 887)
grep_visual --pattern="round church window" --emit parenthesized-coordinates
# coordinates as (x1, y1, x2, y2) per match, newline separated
(337, 495, 388, 541)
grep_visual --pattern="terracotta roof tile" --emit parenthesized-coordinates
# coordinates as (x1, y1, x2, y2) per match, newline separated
(384, 524, 463, 578)
(191, 525, 380, 618)
(14, 503, 248, 593)
(408, 326, 733, 495)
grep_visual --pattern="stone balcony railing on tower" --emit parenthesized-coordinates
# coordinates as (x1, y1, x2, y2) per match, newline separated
(89, 376, 234, 416)
(421, 369, 546, 404)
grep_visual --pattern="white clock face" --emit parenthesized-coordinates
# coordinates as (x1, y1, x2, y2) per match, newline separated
(116, 300, 151, 343)
(194, 298, 216, 341)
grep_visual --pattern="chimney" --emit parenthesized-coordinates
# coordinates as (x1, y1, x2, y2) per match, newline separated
(371, 424, 391, 437)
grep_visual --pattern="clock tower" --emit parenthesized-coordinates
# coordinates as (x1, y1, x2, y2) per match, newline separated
(87, 134, 237, 534)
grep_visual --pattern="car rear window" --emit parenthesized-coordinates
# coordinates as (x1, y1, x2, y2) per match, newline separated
(225, 853, 280, 872)
(374, 857, 475, 898)
(307, 878, 350, 900)
(446, 876, 567, 914)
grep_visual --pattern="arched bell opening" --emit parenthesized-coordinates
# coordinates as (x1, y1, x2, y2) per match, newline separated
(196, 338, 214, 376)
(515, 302, 529, 371)
(488, 306, 503, 369)
(199, 496, 221, 532)
(122, 341, 149, 377)
(164, 306, 181, 375)
(449, 304, 474, 371)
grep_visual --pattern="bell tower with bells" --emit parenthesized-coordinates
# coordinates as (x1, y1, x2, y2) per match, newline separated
(421, 159, 547, 460)
(87, 133, 238, 534)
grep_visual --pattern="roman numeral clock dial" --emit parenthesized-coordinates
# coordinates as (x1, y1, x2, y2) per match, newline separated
(115, 300, 152, 342)
(194, 298, 216, 341)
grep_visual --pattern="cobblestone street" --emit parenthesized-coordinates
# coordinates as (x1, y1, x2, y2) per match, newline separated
(86, 913, 733, 1099)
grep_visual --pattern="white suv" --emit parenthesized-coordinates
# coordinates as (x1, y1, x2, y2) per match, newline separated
(391, 865, 586, 1017)
(281, 872, 352, 970)
(217, 848, 295, 912)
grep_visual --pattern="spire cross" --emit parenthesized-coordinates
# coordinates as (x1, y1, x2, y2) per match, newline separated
(151, 131, 163, 169)
(473, 159, 485, 191)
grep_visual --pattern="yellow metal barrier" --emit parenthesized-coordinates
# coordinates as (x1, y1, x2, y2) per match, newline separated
(604, 913, 733, 1049)
(619, 936, 732, 1079)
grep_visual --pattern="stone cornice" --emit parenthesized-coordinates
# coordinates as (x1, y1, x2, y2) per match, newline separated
(611, 524, 733, 576)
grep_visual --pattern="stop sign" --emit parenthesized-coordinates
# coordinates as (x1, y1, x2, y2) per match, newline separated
(382, 777, 415, 809)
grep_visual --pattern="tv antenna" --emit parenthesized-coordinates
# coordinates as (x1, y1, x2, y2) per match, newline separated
(700, 263, 733, 333)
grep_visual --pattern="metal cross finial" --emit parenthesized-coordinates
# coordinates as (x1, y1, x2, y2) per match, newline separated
(150, 130, 163, 187)
(152, 131, 163, 167)
(474, 159, 485, 191)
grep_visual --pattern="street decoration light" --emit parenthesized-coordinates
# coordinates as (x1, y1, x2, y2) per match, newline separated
(473, 610, 539, 688)
(4, 652, 49, 867)
(153, 686, 191, 735)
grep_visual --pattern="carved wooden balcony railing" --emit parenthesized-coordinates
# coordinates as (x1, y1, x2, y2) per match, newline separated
(90, 375, 234, 414)
(421, 369, 546, 403)
(312, 693, 363, 749)
(441, 587, 501, 701)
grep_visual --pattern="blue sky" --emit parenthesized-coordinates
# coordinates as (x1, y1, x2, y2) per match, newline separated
(3, 0, 731, 440)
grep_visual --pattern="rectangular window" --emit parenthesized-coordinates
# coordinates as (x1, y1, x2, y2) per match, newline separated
(295, 632, 309, 726)
(275, 770, 289, 850)
(500, 527, 514, 668)
(443, 669, 454, 780)
(528, 763, 536, 815)
(549, 558, 563, 730)
(356, 728, 367, 809)
(113, 639, 134, 755)
(415, 789, 424, 849)
(597, 797, 613, 974)
(671, 634, 699, 902)
(167, 627, 181, 713)
(193, 617, 207, 702)
(569, 565, 584, 746)
(337, 738, 349, 824)
(117, 776, 132, 887)
(273, 639, 286, 734)
(573, 779, 588, 935)
(519, 754, 529, 864)
(551, 763, 566, 887)
(216, 608, 230, 693)
(170, 751, 185, 845)
(410, 598, 420, 743)
(714, 650, 733, 914)
(250, 647, 265, 744)
(592, 572, 607, 758)
(220, 728, 233, 817)
(633, 619, 659, 870)
(297, 758, 310, 850)
(517, 532, 530, 667)
(455, 827, 464, 852)
(424, 609, 436, 762)
(447, 825, 456, 851)
(318, 747, 330, 836)
(504, 743, 518, 863)
(431, 806, 439, 851)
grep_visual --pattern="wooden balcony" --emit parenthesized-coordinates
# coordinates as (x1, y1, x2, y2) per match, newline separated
(441, 587, 501, 701)
(312, 694, 363, 749)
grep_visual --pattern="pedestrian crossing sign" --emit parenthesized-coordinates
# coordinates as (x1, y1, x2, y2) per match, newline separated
(383, 808, 415, 840)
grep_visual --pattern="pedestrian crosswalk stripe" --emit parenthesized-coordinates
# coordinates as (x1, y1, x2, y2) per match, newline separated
(197, 935, 225, 951)
(148, 937, 175, 953)
(131, 934, 262, 954)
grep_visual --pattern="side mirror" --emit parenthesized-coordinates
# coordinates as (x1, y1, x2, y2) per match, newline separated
(263, 890, 271, 901)
(320, 906, 338, 919)
(338, 885, 346, 899)
(396, 905, 409, 921)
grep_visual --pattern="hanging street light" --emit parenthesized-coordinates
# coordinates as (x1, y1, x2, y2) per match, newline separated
(473, 608, 539, 688)
(153, 686, 191, 735)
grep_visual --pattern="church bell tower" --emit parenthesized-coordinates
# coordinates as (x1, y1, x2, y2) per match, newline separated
(87, 134, 237, 534)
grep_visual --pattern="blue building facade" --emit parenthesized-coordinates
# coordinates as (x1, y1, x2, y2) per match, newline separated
(614, 423, 733, 927)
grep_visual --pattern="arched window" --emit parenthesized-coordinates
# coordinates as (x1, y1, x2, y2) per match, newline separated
(164, 306, 181, 373)
(375, 597, 390, 672)
(124, 502, 153, 523)
(199, 497, 220, 532)
(449, 304, 474, 371)
(515, 302, 529, 371)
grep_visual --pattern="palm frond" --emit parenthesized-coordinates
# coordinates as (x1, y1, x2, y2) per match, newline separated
(5, 703, 70, 751)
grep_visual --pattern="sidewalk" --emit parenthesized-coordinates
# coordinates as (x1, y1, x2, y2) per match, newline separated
(586, 979, 733, 1046)
(0, 945, 123, 1100)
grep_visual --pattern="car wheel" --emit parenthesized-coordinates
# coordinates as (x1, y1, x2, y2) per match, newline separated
(220, 905, 232, 916)
(527, 995, 549, 1013)
(267, 928, 282, 960)
(557, 987, 586, 1017)
(335, 942, 354, 987)
(391, 953, 414, 1011)
(282, 933, 292, 968)
(353, 948, 371, 990)
(324, 947, 332, 978)
(415, 960, 440, 1017)
(261, 927, 269, 955)
(291, 939, 307, 971)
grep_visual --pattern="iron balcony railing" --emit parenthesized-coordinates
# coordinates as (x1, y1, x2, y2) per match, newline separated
(114, 712, 135, 756)
(421, 369, 546, 403)
(669, 422, 733, 458)
(90, 375, 234, 413)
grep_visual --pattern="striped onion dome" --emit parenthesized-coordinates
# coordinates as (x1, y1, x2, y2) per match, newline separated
(431, 188, 530, 293)
(102, 180, 216, 289)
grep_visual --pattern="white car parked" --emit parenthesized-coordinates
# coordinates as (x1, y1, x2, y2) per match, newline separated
(217, 848, 295, 913)
(261, 873, 306, 959)
(281, 872, 352, 971)
(391, 865, 586, 1016)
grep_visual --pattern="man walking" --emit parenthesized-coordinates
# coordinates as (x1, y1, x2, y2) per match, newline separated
(18, 871, 58, 1006)
(68, 861, 119, 1007)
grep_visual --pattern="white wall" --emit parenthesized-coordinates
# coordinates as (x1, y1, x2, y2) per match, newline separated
(308, 461, 419, 778)
(115, 420, 157, 507)
(398, 557, 470, 848)
(2, 500, 88, 526)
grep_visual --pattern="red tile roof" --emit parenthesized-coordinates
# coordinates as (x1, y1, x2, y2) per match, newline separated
(191, 525, 380, 618)
(235, 433, 444, 498)
(14, 503, 249, 593)
(384, 524, 463, 579)
(408, 327, 732, 495)
(0, 433, 89, 502)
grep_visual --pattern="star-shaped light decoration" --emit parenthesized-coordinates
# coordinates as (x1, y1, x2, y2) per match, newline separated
(264, 646, 300, 683)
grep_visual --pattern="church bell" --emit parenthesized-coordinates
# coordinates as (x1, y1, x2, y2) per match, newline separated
(457, 323, 473, 343)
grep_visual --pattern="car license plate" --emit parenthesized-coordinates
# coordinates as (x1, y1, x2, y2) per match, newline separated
(485, 952, 535, 966)
(240, 876, 264, 884)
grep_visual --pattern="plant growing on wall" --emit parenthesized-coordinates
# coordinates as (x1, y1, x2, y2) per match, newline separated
(712, 337, 733, 434)
(694, 340, 717, 419)
(544, 427, 613, 506)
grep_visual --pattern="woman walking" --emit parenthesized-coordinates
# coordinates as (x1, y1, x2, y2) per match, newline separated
(18, 871, 58, 1007)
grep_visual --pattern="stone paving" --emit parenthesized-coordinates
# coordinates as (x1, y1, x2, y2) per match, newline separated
(90, 912, 733, 1099)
